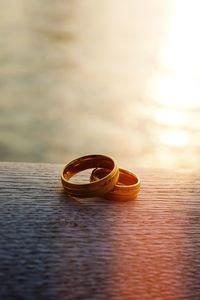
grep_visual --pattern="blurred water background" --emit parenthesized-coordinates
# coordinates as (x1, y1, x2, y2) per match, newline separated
(0, 0, 200, 169)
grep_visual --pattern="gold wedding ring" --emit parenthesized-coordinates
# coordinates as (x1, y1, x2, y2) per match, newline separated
(61, 154, 119, 198)
(90, 168, 140, 200)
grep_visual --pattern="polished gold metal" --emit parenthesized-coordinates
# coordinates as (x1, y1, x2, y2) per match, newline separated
(90, 167, 140, 200)
(61, 154, 119, 198)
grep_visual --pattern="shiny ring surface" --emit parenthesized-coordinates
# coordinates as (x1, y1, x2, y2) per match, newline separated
(90, 167, 140, 200)
(61, 154, 119, 198)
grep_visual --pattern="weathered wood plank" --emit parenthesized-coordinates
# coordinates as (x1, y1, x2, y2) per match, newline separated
(0, 162, 200, 300)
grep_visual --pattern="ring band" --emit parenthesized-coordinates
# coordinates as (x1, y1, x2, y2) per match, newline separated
(61, 154, 119, 198)
(90, 168, 140, 200)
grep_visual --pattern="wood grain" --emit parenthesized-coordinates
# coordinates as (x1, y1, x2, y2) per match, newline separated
(0, 162, 200, 300)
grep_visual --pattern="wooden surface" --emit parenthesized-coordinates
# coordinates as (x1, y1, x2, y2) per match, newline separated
(0, 162, 200, 300)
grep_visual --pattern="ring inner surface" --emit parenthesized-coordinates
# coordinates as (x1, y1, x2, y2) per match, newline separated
(64, 156, 114, 180)
(93, 168, 138, 186)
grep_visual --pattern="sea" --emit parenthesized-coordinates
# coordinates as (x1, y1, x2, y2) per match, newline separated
(0, 0, 200, 170)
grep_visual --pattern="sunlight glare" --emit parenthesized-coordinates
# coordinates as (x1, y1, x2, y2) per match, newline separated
(161, 129, 189, 147)
(154, 108, 187, 127)
(152, 0, 200, 108)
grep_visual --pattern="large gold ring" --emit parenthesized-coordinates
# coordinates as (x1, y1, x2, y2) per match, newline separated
(61, 154, 119, 198)
(90, 168, 140, 200)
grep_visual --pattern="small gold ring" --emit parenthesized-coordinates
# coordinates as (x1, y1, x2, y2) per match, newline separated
(61, 154, 119, 198)
(90, 168, 141, 200)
